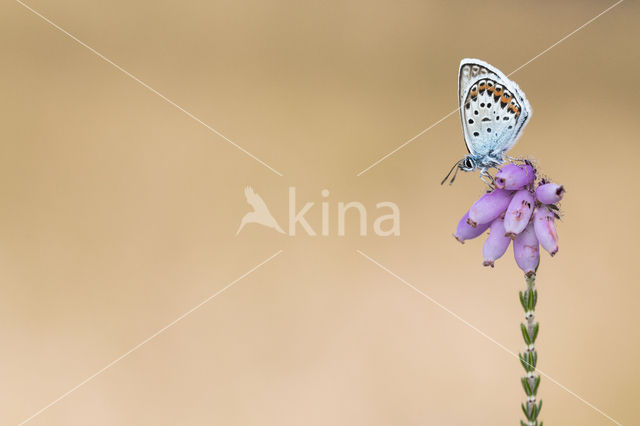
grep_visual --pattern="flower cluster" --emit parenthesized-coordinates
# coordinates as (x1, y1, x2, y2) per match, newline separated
(454, 162, 564, 276)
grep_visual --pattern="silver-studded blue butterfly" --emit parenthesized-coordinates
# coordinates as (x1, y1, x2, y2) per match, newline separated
(442, 58, 532, 185)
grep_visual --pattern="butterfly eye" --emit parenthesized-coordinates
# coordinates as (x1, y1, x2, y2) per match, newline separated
(464, 158, 474, 169)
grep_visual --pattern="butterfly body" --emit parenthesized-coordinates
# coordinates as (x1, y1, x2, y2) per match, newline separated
(445, 59, 532, 183)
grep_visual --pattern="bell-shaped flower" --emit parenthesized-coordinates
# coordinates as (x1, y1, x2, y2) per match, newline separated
(514, 222, 540, 277)
(533, 206, 559, 256)
(494, 164, 535, 190)
(504, 189, 535, 238)
(483, 216, 511, 267)
(535, 183, 565, 205)
(467, 189, 513, 228)
(454, 211, 490, 243)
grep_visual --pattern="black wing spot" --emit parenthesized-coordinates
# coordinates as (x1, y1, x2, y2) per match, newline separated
(481, 117, 490, 122)
(468, 119, 474, 124)
(494, 95, 500, 103)
(473, 132, 479, 137)
(508, 126, 513, 129)
(465, 102, 471, 110)
(500, 101, 507, 109)
(480, 103, 485, 107)
(474, 110, 479, 115)
(487, 103, 492, 108)
(503, 116, 509, 121)
(487, 128, 492, 133)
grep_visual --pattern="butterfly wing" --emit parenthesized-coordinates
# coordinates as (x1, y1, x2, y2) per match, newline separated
(458, 58, 531, 160)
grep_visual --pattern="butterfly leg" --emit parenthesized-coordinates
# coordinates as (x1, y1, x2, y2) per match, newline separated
(479, 168, 495, 190)
(505, 155, 528, 164)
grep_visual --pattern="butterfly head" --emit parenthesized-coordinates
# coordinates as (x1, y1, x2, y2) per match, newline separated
(460, 155, 476, 172)
(441, 156, 478, 186)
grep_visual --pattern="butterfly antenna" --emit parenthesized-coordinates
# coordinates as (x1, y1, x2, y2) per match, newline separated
(440, 160, 462, 186)
(449, 164, 461, 185)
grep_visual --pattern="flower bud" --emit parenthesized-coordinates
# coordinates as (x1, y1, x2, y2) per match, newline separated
(454, 211, 490, 243)
(467, 189, 513, 228)
(536, 183, 565, 204)
(503, 189, 535, 238)
(483, 216, 511, 267)
(494, 164, 535, 190)
(533, 206, 559, 256)
(513, 222, 540, 277)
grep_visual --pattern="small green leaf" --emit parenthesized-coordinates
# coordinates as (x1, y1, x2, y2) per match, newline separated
(522, 377, 532, 396)
(532, 323, 539, 343)
(530, 403, 537, 420)
(528, 291, 535, 310)
(521, 323, 531, 345)
(536, 400, 543, 419)
(520, 353, 530, 370)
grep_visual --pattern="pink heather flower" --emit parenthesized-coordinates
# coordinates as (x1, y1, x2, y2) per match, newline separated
(513, 222, 540, 277)
(533, 206, 559, 256)
(494, 164, 535, 190)
(467, 189, 513, 228)
(483, 216, 511, 267)
(504, 189, 535, 239)
(452, 162, 564, 275)
(536, 183, 565, 204)
(454, 211, 490, 243)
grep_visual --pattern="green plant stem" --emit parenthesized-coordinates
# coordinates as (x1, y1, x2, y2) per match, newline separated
(519, 273, 542, 426)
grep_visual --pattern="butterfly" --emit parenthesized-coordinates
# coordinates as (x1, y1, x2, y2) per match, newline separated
(442, 58, 532, 185)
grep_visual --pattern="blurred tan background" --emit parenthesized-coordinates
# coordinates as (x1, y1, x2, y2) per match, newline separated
(1, 0, 639, 424)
